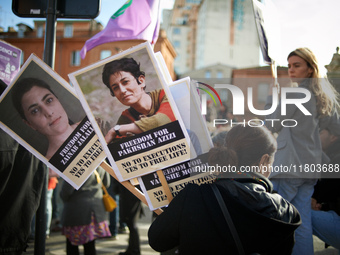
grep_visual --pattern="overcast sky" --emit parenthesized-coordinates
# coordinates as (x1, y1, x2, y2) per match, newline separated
(1, 0, 339, 75)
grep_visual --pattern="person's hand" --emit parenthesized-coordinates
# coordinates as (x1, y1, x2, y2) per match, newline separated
(105, 128, 117, 144)
(311, 198, 322, 210)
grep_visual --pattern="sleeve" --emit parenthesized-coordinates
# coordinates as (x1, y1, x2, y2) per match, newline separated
(319, 112, 340, 136)
(135, 90, 176, 132)
(98, 166, 110, 188)
(148, 185, 190, 252)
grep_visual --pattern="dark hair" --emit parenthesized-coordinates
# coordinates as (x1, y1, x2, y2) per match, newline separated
(12, 78, 55, 120)
(212, 131, 228, 147)
(208, 125, 277, 169)
(102, 57, 145, 96)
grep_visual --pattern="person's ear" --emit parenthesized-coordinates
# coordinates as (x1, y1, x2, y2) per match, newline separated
(308, 67, 313, 77)
(259, 154, 269, 165)
(23, 119, 36, 131)
(259, 154, 271, 178)
(138, 75, 146, 89)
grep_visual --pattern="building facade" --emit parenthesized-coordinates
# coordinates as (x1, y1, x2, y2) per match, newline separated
(0, 20, 177, 82)
(164, 0, 260, 76)
(231, 66, 289, 120)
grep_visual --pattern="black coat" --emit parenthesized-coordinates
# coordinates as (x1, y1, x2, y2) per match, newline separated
(312, 139, 340, 214)
(60, 166, 110, 227)
(148, 174, 301, 255)
(0, 130, 45, 254)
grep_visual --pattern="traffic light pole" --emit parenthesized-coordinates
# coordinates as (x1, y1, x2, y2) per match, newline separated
(35, 0, 57, 254)
(43, 0, 57, 68)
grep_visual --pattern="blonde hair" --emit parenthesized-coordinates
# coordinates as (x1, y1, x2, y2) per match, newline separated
(288, 47, 340, 117)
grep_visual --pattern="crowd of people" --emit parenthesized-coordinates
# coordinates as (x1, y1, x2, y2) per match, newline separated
(2, 47, 340, 255)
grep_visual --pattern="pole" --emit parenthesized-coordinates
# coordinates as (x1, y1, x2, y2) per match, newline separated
(34, 165, 48, 255)
(43, 0, 57, 68)
(100, 161, 163, 215)
(271, 61, 279, 91)
(35, 0, 57, 254)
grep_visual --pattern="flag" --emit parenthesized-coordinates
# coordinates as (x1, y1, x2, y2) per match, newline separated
(252, 0, 281, 65)
(80, 0, 161, 59)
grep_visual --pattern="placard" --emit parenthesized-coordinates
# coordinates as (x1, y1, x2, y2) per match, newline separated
(139, 153, 216, 210)
(0, 40, 22, 85)
(138, 77, 215, 210)
(0, 54, 106, 189)
(69, 42, 192, 181)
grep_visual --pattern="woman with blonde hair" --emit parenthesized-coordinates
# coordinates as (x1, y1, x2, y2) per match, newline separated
(265, 47, 340, 255)
(290, 47, 340, 117)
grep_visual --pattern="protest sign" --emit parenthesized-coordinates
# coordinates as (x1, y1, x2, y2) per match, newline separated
(154, 51, 173, 84)
(153, 53, 213, 154)
(69, 42, 192, 181)
(0, 54, 106, 189)
(0, 40, 22, 85)
(137, 76, 215, 210)
(169, 78, 213, 155)
(252, 0, 282, 82)
(139, 153, 216, 210)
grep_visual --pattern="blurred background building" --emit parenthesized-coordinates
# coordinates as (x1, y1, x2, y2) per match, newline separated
(162, 0, 260, 77)
(2, 0, 338, 126)
(0, 20, 177, 82)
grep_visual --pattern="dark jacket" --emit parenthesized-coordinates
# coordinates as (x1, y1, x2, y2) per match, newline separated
(148, 174, 301, 255)
(312, 139, 340, 214)
(60, 166, 110, 227)
(0, 130, 45, 255)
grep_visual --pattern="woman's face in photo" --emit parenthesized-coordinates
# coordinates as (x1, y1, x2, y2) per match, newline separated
(288, 55, 313, 83)
(21, 85, 70, 137)
(109, 71, 146, 107)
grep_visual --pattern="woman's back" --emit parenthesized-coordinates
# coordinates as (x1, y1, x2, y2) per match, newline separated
(149, 125, 301, 254)
(148, 176, 301, 255)
(60, 167, 110, 227)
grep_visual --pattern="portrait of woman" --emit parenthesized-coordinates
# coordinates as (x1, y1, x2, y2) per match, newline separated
(68, 43, 191, 181)
(102, 57, 176, 144)
(11, 78, 79, 159)
(0, 54, 104, 189)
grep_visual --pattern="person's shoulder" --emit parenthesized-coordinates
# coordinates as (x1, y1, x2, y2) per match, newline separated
(284, 87, 312, 99)
(268, 191, 300, 216)
(150, 88, 163, 97)
(174, 183, 202, 199)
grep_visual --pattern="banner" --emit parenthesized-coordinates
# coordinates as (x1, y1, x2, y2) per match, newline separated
(252, 0, 281, 65)
(80, 0, 161, 59)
